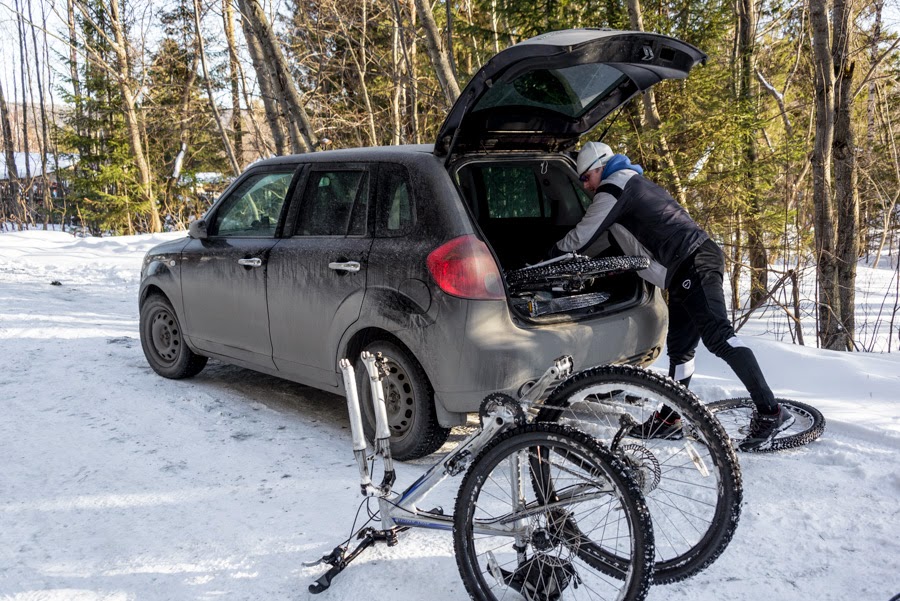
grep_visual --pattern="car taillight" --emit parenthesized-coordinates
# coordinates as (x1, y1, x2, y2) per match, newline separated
(426, 235, 505, 300)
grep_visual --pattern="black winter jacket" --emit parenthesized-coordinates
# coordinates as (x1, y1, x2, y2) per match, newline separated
(553, 169, 708, 289)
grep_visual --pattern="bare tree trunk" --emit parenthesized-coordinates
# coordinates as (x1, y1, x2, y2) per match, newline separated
(832, 0, 858, 350)
(730, 212, 743, 320)
(240, 14, 286, 155)
(490, 0, 500, 53)
(224, 0, 243, 167)
(736, 0, 767, 307)
(16, 0, 33, 225)
(626, 0, 687, 205)
(104, 0, 161, 233)
(238, 0, 317, 152)
(809, 0, 842, 350)
(193, 0, 241, 176)
(413, 0, 460, 105)
(391, 6, 402, 145)
(67, 0, 82, 129)
(338, 0, 377, 146)
(872, 83, 900, 268)
(27, 0, 52, 228)
(0, 80, 20, 222)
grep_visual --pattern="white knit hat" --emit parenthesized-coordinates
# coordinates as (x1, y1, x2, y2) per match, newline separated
(576, 142, 613, 176)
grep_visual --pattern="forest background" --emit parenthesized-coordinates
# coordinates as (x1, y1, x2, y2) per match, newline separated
(0, 0, 898, 354)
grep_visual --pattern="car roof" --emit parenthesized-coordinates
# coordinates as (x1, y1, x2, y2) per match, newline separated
(249, 144, 436, 168)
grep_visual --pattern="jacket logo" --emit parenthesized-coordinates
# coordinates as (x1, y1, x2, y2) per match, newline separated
(682, 279, 692, 290)
(641, 46, 655, 61)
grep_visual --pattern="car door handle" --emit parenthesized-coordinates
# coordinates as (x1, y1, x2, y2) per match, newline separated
(328, 261, 361, 273)
(237, 258, 263, 267)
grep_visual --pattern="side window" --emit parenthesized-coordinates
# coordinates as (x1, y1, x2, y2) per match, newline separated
(481, 165, 545, 218)
(212, 171, 294, 237)
(377, 164, 414, 236)
(295, 170, 370, 236)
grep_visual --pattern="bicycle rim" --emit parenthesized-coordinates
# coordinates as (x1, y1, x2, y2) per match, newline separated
(706, 397, 826, 452)
(453, 423, 654, 601)
(537, 365, 742, 584)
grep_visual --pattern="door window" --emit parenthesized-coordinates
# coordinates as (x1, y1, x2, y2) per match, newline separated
(376, 164, 414, 236)
(295, 170, 370, 236)
(212, 171, 294, 237)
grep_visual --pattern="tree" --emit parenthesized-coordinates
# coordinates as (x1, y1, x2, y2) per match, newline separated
(237, 0, 318, 152)
(810, 0, 853, 350)
(72, 0, 163, 232)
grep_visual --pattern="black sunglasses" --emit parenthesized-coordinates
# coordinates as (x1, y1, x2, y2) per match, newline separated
(579, 173, 591, 182)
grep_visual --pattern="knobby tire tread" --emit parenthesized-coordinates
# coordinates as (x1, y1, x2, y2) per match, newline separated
(536, 364, 743, 584)
(452, 422, 654, 601)
(707, 397, 826, 453)
(506, 256, 649, 288)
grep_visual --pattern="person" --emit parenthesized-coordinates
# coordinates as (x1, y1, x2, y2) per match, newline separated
(550, 141, 794, 451)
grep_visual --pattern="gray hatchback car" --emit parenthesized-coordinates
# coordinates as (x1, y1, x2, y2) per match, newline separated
(139, 28, 706, 459)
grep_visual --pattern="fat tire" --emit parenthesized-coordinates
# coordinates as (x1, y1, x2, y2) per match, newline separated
(453, 423, 654, 601)
(139, 294, 208, 379)
(536, 364, 742, 584)
(506, 256, 649, 289)
(356, 340, 450, 461)
(706, 397, 826, 452)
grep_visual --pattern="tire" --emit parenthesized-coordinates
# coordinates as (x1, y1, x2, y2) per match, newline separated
(706, 398, 826, 452)
(536, 364, 742, 584)
(506, 256, 649, 290)
(355, 340, 450, 461)
(453, 423, 654, 601)
(139, 294, 208, 379)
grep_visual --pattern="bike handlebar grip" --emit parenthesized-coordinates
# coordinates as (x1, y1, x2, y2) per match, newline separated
(361, 353, 392, 442)
(339, 359, 368, 453)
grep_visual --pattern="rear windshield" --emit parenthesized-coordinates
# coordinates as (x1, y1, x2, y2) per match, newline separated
(473, 63, 627, 118)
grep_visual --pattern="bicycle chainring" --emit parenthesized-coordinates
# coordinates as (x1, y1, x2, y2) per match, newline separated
(479, 392, 526, 428)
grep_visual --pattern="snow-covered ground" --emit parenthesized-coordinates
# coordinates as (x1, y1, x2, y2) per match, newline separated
(0, 230, 898, 601)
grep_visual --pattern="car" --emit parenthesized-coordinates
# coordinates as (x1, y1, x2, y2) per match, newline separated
(139, 28, 707, 459)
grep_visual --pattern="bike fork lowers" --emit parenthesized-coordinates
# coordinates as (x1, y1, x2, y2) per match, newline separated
(306, 354, 399, 594)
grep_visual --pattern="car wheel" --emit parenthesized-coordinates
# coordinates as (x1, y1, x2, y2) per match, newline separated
(140, 294, 208, 379)
(356, 340, 450, 461)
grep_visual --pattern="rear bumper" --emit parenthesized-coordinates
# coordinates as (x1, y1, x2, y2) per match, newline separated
(425, 287, 667, 414)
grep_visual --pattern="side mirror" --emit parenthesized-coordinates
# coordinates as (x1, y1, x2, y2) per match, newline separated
(188, 218, 208, 239)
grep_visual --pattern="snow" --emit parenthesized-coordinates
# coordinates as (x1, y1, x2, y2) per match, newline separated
(1, 230, 898, 601)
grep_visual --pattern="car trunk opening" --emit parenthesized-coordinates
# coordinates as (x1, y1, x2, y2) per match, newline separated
(453, 156, 650, 322)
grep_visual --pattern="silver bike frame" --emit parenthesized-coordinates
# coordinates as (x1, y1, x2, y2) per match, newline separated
(339, 353, 575, 537)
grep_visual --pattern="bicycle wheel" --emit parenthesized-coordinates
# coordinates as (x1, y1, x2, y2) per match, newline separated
(536, 364, 741, 584)
(706, 398, 825, 452)
(506, 256, 649, 290)
(453, 423, 654, 601)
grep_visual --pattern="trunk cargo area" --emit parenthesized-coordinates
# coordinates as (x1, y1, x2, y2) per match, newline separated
(453, 156, 649, 321)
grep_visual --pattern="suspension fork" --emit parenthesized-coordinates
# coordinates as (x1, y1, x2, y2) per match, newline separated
(338, 353, 396, 497)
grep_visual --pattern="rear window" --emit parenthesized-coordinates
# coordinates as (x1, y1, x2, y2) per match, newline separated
(473, 63, 627, 118)
(481, 165, 546, 218)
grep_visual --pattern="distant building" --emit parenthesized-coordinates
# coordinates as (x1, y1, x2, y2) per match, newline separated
(0, 152, 77, 182)
(1, 153, 78, 220)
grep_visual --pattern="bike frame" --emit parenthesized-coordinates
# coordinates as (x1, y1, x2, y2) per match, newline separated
(340, 353, 575, 537)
